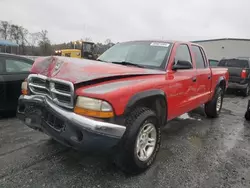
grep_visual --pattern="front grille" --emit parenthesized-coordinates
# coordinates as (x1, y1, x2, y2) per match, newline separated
(28, 74, 74, 109)
(54, 82, 71, 92)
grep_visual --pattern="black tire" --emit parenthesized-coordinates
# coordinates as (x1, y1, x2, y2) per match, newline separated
(114, 107, 161, 175)
(245, 111, 250, 121)
(243, 85, 250, 97)
(204, 87, 223, 118)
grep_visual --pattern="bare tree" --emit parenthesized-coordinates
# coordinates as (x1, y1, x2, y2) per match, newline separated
(84, 37, 92, 42)
(105, 38, 112, 45)
(38, 30, 52, 55)
(29, 32, 41, 54)
(0, 21, 10, 40)
(9, 24, 20, 44)
(18, 26, 28, 54)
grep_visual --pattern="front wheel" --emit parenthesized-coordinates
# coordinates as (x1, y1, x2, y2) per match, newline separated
(204, 87, 224, 118)
(114, 107, 161, 174)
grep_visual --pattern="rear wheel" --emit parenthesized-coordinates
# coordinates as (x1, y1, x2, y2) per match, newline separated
(205, 87, 223, 118)
(114, 107, 161, 174)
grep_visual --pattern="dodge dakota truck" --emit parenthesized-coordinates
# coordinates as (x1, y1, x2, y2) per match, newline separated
(17, 40, 229, 174)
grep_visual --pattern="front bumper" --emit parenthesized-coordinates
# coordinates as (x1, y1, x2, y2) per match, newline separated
(228, 82, 248, 90)
(17, 95, 126, 151)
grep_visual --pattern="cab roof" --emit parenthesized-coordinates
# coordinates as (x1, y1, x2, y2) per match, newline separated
(119, 39, 200, 46)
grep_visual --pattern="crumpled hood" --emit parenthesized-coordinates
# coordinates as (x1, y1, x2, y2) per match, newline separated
(30, 56, 166, 84)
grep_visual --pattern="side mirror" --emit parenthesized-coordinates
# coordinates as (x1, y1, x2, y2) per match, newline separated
(172, 60, 192, 70)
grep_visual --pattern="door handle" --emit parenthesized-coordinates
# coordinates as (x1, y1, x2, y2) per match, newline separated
(192, 77, 197, 82)
(208, 75, 211, 80)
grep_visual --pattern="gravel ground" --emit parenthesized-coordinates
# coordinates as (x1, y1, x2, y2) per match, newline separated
(0, 93, 250, 188)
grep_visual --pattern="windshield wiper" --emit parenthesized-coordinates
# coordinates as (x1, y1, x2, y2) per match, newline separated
(97, 59, 145, 68)
(96, 59, 106, 62)
(111, 61, 145, 68)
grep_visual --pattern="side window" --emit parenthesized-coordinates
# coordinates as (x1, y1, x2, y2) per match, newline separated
(191, 45, 206, 69)
(175, 44, 192, 64)
(6, 59, 33, 73)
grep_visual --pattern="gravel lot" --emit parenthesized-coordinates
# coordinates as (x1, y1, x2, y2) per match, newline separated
(1, 93, 250, 188)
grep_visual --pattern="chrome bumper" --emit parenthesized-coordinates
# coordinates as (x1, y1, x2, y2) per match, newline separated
(17, 95, 126, 150)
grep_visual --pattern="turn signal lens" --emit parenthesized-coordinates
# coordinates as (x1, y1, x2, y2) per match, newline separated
(74, 106, 114, 118)
(21, 81, 28, 95)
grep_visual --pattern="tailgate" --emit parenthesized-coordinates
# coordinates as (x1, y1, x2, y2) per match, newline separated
(218, 59, 249, 83)
(227, 67, 247, 82)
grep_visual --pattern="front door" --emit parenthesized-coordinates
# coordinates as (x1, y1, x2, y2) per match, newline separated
(0, 56, 33, 111)
(167, 43, 197, 120)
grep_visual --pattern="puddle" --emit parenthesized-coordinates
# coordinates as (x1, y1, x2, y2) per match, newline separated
(188, 135, 203, 148)
(223, 127, 244, 151)
(178, 113, 202, 121)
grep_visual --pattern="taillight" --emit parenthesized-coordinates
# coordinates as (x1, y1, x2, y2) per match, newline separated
(241, 69, 247, 79)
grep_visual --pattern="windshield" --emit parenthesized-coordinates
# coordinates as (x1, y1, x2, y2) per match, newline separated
(218, 59, 249, 68)
(97, 41, 172, 69)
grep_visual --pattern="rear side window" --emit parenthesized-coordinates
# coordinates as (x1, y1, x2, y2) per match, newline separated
(209, 60, 219, 67)
(175, 44, 192, 63)
(191, 45, 206, 69)
(218, 59, 249, 68)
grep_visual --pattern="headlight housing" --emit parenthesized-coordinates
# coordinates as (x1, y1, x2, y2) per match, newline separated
(74, 96, 114, 118)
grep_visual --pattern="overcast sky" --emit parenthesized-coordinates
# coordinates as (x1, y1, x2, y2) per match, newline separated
(1, 0, 250, 44)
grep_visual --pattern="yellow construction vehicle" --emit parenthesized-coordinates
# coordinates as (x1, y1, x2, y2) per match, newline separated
(54, 41, 97, 60)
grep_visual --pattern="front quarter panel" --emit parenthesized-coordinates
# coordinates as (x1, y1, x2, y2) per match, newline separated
(75, 75, 167, 116)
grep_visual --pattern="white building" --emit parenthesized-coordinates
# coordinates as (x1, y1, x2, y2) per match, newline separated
(192, 38, 250, 60)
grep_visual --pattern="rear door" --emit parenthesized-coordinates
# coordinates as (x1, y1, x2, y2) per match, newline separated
(0, 56, 33, 111)
(218, 59, 249, 83)
(191, 45, 212, 105)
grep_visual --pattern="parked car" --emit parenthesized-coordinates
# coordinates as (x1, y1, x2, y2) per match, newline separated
(217, 57, 250, 96)
(16, 40, 229, 174)
(209, 59, 219, 67)
(0, 53, 34, 114)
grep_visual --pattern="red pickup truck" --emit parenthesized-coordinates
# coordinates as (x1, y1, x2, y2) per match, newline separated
(17, 40, 229, 174)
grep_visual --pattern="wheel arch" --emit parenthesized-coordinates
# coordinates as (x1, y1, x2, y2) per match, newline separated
(217, 76, 226, 93)
(124, 89, 168, 126)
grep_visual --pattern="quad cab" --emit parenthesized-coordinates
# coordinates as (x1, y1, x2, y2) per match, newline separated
(17, 40, 229, 174)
